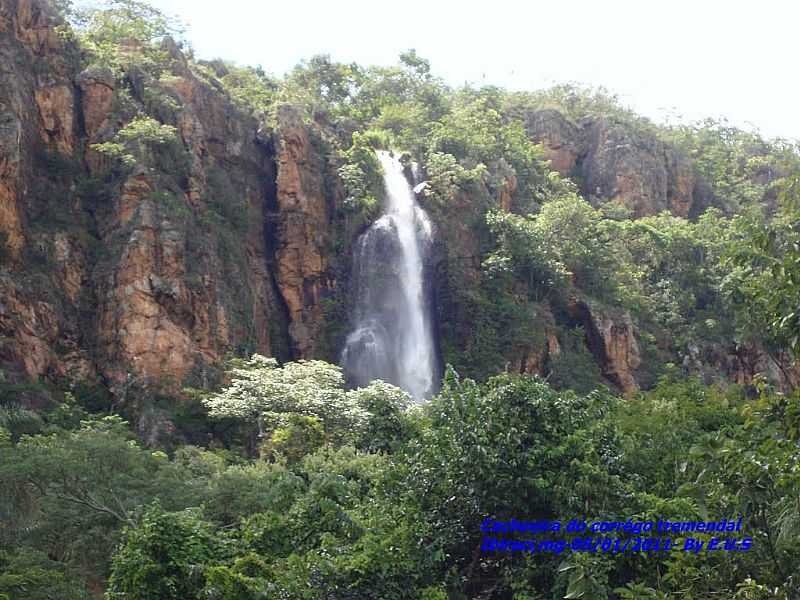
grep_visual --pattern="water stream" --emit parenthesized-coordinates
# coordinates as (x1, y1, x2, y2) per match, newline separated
(341, 151, 437, 400)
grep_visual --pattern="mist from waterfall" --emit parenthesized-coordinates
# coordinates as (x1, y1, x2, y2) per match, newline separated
(341, 151, 437, 401)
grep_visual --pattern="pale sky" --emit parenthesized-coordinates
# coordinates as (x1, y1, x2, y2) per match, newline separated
(148, 0, 799, 141)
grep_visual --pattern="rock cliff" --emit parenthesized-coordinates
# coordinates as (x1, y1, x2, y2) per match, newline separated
(273, 105, 332, 358)
(0, 0, 794, 404)
(0, 0, 335, 397)
(524, 109, 710, 218)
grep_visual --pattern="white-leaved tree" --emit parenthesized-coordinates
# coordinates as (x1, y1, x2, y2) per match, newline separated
(202, 355, 412, 448)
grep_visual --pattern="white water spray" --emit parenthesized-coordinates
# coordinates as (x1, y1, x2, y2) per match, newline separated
(341, 151, 437, 400)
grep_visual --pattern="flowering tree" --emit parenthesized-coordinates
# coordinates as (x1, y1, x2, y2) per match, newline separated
(203, 355, 411, 447)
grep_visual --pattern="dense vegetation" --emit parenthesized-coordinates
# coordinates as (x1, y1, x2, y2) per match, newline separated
(2, 1, 800, 598)
(3, 361, 799, 598)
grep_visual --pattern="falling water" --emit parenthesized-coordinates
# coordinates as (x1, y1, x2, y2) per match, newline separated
(341, 151, 437, 400)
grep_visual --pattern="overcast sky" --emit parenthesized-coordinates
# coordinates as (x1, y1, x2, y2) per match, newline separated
(147, 0, 799, 141)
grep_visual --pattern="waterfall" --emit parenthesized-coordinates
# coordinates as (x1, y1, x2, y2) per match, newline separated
(341, 150, 437, 401)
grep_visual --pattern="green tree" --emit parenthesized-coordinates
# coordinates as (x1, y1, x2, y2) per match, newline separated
(260, 414, 325, 463)
(403, 369, 623, 597)
(91, 115, 178, 167)
(218, 63, 278, 115)
(0, 415, 194, 576)
(107, 503, 220, 600)
(68, 0, 184, 72)
(202, 356, 374, 445)
(0, 548, 90, 600)
(666, 119, 796, 213)
(724, 174, 800, 357)
(484, 194, 623, 302)
(350, 380, 414, 453)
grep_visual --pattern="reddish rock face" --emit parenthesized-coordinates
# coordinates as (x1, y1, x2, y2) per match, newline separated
(89, 65, 288, 389)
(0, 278, 60, 377)
(96, 173, 197, 385)
(508, 332, 561, 376)
(273, 105, 331, 358)
(34, 84, 74, 153)
(524, 109, 582, 177)
(53, 232, 83, 302)
(581, 118, 697, 219)
(524, 110, 699, 219)
(0, 0, 793, 403)
(568, 298, 641, 397)
(0, 167, 24, 259)
(0, 0, 80, 380)
(496, 171, 517, 212)
(7, 0, 62, 54)
(724, 346, 800, 394)
(0, 0, 284, 391)
(78, 67, 115, 143)
(666, 152, 695, 218)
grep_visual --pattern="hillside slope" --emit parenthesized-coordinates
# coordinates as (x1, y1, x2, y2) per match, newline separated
(0, 0, 797, 410)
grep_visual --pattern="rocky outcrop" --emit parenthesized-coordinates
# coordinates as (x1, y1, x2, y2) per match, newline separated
(524, 110, 703, 218)
(569, 298, 641, 396)
(0, 0, 87, 386)
(0, 0, 792, 405)
(0, 114, 25, 259)
(5, 0, 62, 53)
(0, 0, 295, 394)
(273, 105, 332, 358)
(684, 342, 800, 394)
(77, 66, 115, 143)
(34, 83, 74, 153)
(0, 276, 60, 377)
(91, 56, 292, 389)
(95, 170, 197, 385)
(508, 332, 561, 376)
(524, 109, 582, 176)
(581, 118, 697, 218)
(0, 0, 50, 260)
(490, 158, 518, 212)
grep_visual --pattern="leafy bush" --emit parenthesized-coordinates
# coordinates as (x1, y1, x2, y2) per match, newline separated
(65, 0, 184, 74)
(107, 503, 220, 600)
(337, 130, 386, 218)
(260, 414, 325, 463)
(91, 115, 178, 167)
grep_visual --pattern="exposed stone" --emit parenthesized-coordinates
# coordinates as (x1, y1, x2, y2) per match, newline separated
(0, 0, 795, 407)
(724, 345, 800, 393)
(523, 108, 582, 176)
(0, 0, 284, 395)
(53, 233, 83, 301)
(581, 118, 692, 218)
(524, 110, 699, 218)
(0, 58, 25, 259)
(273, 105, 331, 357)
(547, 333, 561, 357)
(118, 169, 153, 225)
(96, 170, 236, 387)
(509, 331, 561, 376)
(34, 83, 74, 153)
(495, 161, 518, 212)
(0, 130, 24, 258)
(569, 298, 641, 396)
(0, 277, 60, 378)
(666, 151, 695, 218)
(6, 0, 62, 55)
(77, 66, 115, 142)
